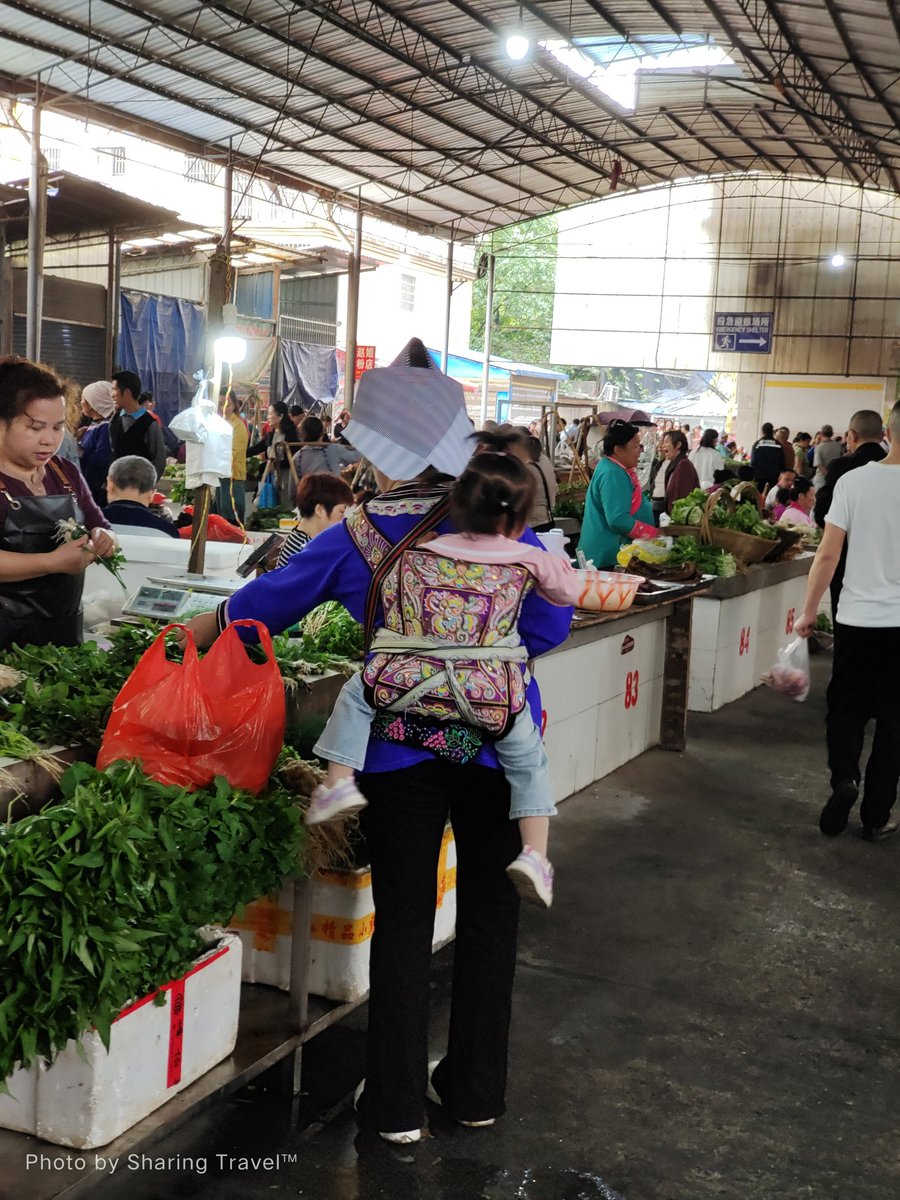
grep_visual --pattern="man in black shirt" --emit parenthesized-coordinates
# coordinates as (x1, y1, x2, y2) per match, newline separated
(750, 422, 786, 492)
(109, 369, 166, 480)
(814, 409, 886, 612)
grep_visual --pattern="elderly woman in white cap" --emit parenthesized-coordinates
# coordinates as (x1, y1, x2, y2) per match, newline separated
(185, 339, 572, 1144)
(78, 380, 116, 505)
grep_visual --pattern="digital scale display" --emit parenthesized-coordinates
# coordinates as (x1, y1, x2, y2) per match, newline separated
(139, 588, 186, 615)
(123, 579, 241, 620)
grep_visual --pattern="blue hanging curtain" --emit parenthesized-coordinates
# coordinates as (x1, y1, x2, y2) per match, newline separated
(118, 290, 207, 426)
(278, 339, 339, 413)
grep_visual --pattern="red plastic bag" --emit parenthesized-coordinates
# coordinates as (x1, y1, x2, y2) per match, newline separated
(97, 620, 285, 792)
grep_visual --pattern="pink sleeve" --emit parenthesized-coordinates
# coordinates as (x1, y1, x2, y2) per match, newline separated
(522, 550, 581, 606)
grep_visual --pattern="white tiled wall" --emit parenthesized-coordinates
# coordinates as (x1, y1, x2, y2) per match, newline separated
(534, 618, 667, 803)
(688, 577, 809, 712)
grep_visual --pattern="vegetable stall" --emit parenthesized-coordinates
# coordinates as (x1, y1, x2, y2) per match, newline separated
(0, 499, 797, 1194)
(0, 615, 387, 1200)
(663, 487, 816, 713)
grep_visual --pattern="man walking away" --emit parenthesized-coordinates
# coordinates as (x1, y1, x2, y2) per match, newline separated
(109, 370, 166, 480)
(750, 423, 785, 493)
(813, 409, 885, 612)
(795, 401, 900, 842)
(813, 424, 841, 483)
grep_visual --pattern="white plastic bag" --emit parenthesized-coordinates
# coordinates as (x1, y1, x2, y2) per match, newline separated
(169, 370, 233, 489)
(762, 636, 810, 702)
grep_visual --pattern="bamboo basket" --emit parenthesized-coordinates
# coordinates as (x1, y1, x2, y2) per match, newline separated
(700, 489, 776, 565)
(663, 524, 702, 540)
(729, 480, 764, 512)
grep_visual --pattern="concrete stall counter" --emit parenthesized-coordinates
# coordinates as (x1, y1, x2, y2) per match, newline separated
(534, 591, 701, 804)
(688, 555, 814, 713)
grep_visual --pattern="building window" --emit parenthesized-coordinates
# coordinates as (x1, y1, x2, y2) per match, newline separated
(400, 272, 416, 312)
(99, 146, 126, 176)
(44, 145, 60, 172)
(233, 174, 254, 222)
(184, 156, 217, 184)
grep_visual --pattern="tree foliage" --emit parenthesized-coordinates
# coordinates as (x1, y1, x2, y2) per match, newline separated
(470, 215, 557, 365)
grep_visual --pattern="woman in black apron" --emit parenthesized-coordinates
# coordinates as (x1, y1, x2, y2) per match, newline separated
(0, 358, 115, 651)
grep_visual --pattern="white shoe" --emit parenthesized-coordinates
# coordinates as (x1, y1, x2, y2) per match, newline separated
(426, 1059, 496, 1129)
(305, 778, 368, 825)
(506, 846, 554, 908)
(353, 1079, 422, 1144)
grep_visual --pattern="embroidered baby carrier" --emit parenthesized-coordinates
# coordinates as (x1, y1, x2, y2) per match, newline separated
(347, 499, 532, 738)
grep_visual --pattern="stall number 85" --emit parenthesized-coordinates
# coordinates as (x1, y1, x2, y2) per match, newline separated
(624, 670, 640, 709)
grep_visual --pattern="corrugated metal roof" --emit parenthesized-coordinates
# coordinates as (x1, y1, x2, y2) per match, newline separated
(0, 0, 896, 236)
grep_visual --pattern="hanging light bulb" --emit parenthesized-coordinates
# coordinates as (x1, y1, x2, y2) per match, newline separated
(830, 252, 846, 268)
(505, 5, 529, 60)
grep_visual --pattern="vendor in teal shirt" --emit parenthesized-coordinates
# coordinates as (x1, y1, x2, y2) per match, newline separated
(579, 420, 657, 568)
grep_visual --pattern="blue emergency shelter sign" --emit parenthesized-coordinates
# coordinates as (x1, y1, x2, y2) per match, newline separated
(713, 311, 773, 353)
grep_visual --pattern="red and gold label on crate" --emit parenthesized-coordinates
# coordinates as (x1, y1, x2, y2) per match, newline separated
(230, 896, 293, 953)
(115, 942, 232, 1090)
(311, 912, 376, 945)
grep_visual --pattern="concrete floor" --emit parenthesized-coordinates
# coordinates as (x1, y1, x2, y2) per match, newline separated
(95, 656, 900, 1200)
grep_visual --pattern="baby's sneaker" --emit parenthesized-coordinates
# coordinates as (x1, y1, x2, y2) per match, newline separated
(305, 778, 368, 825)
(506, 846, 554, 908)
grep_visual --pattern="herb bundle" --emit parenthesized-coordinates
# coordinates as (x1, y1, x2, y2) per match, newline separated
(0, 761, 304, 1086)
(55, 518, 128, 587)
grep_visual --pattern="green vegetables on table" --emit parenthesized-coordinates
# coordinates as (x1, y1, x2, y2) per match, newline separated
(247, 507, 294, 531)
(0, 613, 363, 757)
(298, 602, 365, 661)
(670, 489, 776, 540)
(0, 624, 159, 751)
(667, 536, 737, 578)
(0, 761, 304, 1087)
(670, 489, 709, 528)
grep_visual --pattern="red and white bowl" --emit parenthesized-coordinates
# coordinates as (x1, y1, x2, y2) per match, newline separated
(574, 569, 642, 612)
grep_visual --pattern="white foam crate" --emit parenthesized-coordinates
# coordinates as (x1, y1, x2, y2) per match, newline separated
(233, 827, 457, 1002)
(0, 931, 241, 1149)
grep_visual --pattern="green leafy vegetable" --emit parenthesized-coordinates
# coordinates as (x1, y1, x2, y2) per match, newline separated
(667, 536, 737, 578)
(670, 489, 776, 540)
(246, 507, 294, 531)
(298, 603, 365, 661)
(0, 761, 304, 1086)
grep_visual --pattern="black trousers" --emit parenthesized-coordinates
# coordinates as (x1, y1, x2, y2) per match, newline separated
(357, 760, 521, 1133)
(826, 623, 900, 828)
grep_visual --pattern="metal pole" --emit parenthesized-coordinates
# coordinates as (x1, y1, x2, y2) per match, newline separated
(223, 150, 233, 259)
(0, 231, 11, 356)
(104, 228, 117, 377)
(441, 239, 454, 372)
(26, 97, 47, 362)
(111, 238, 121, 372)
(343, 203, 363, 409)
(479, 253, 495, 428)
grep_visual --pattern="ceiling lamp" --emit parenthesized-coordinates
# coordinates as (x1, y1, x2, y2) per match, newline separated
(830, 253, 846, 267)
(505, 7, 529, 60)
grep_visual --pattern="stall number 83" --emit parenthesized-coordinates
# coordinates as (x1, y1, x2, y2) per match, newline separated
(624, 670, 640, 710)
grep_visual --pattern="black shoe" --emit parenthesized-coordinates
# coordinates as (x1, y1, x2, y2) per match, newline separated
(819, 781, 859, 836)
(861, 821, 899, 842)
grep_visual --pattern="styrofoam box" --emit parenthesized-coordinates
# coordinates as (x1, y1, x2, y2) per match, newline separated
(0, 931, 242, 1149)
(233, 827, 457, 1002)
